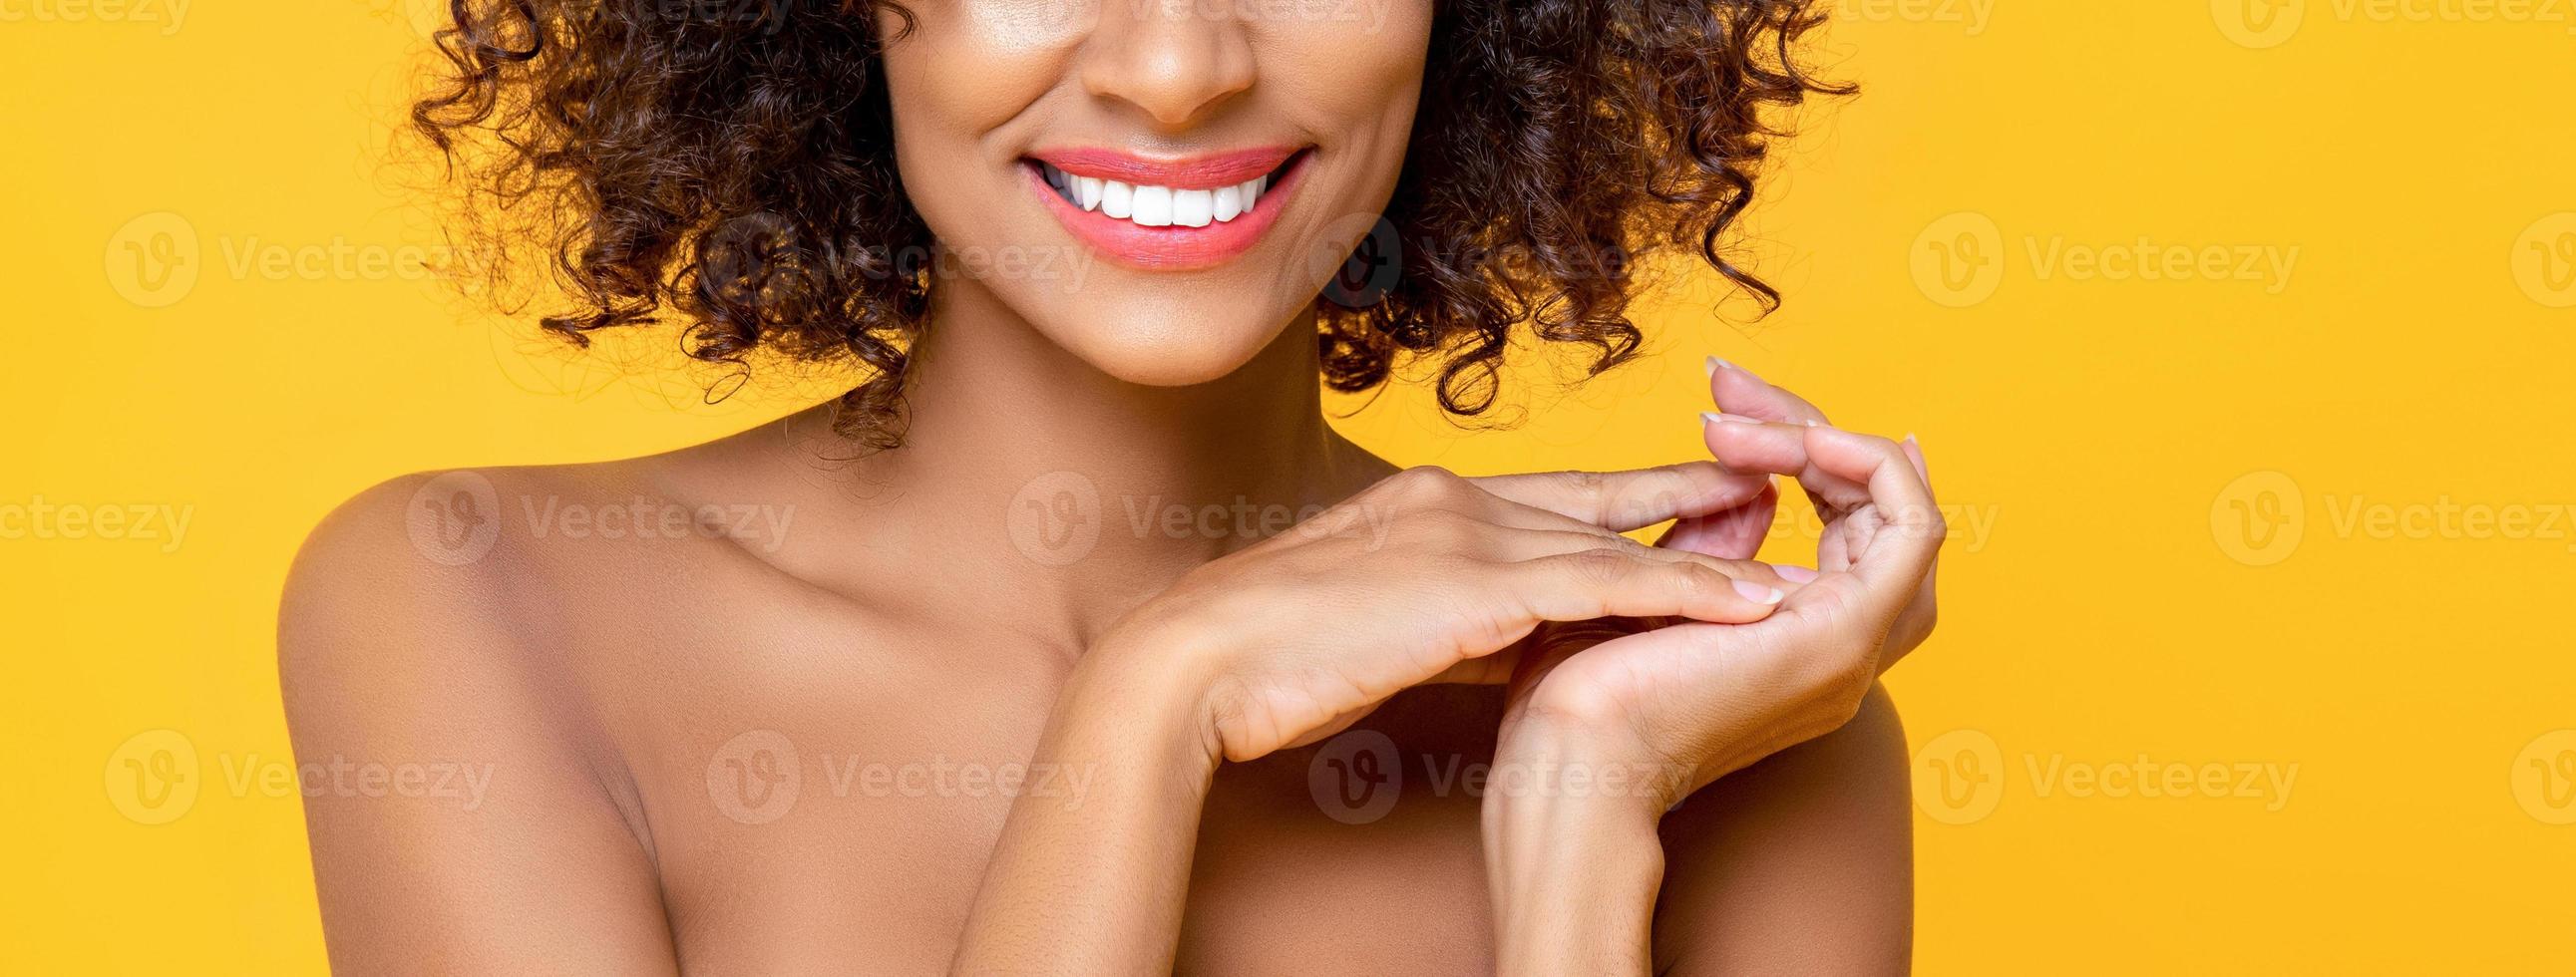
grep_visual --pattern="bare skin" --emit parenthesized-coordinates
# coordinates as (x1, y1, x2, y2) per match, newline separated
(281, 328, 1918, 973)
(284, 3, 1934, 973)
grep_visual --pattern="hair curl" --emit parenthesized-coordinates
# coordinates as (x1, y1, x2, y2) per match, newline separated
(414, 0, 1845, 449)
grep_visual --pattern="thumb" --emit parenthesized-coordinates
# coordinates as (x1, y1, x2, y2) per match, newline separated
(1655, 481, 1778, 560)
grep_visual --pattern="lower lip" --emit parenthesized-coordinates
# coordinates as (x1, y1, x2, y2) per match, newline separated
(1027, 157, 1304, 272)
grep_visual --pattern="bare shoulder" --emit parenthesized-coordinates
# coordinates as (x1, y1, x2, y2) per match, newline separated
(1654, 683, 1914, 976)
(278, 460, 694, 973)
(280, 460, 621, 689)
(277, 458, 665, 801)
(279, 415, 821, 680)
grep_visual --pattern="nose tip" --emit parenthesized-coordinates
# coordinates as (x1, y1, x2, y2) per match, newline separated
(1078, 5, 1258, 130)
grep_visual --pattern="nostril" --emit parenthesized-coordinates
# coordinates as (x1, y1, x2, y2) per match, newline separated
(1075, 20, 1260, 130)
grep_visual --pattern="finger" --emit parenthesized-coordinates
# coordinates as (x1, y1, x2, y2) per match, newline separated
(1788, 426, 1945, 616)
(1471, 461, 1773, 533)
(1703, 360, 1851, 519)
(1887, 434, 1941, 666)
(1706, 357, 1829, 426)
(1699, 413, 1871, 513)
(1654, 481, 1777, 560)
(1509, 548, 1788, 627)
(1496, 525, 1800, 593)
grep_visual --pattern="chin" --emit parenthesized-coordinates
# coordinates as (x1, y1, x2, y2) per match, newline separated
(1046, 305, 1292, 388)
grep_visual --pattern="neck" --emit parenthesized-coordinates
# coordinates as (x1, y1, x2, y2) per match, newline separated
(837, 273, 1381, 631)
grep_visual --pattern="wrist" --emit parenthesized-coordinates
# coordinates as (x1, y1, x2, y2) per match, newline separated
(1069, 620, 1231, 781)
(1482, 781, 1665, 976)
(1492, 713, 1693, 820)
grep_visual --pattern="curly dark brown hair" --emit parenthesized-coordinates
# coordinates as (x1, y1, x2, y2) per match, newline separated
(413, 0, 1845, 449)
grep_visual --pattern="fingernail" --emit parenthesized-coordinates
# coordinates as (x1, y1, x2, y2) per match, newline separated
(1732, 579, 1785, 604)
(1775, 564, 1819, 583)
(1701, 411, 1725, 425)
(1702, 412, 1763, 426)
(1707, 356, 1759, 382)
(1904, 433, 1919, 447)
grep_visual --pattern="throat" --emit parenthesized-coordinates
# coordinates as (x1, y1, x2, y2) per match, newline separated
(831, 279, 1390, 642)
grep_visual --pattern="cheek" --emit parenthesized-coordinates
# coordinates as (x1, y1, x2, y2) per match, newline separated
(878, 5, 1090, 175)
(1263, 8, 1434, 207)
(1262, 5, 1435, 118)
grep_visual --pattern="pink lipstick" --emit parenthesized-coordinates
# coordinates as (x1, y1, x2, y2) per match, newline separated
(1025, 146, 1308, 271)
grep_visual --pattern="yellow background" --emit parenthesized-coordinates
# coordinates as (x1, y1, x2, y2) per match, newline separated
(6, 1, 2574, 972)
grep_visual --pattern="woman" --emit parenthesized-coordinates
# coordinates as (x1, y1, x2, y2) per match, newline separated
(281, 0, 1944, 972)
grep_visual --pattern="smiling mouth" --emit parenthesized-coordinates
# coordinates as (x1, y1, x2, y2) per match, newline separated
(1021, 147, 1310, 270)
(1033, 157, 1294, 228)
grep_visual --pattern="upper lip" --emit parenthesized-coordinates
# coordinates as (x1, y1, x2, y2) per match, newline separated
(1026, 146, 1300, 190)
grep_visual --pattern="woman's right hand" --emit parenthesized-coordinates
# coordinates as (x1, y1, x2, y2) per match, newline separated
(1087, 463, 1802, 766)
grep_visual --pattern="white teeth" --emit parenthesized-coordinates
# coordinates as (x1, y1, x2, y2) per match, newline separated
(1041, 163, 1282, 228)
(1130, 184, 1173, 227)
(1172, 188, 1214, 228)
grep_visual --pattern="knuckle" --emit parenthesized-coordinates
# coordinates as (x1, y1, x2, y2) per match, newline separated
(1390, 466, 1465, 498)
(1553, 547, 1634, 587)
(1671, 561, 1730, 601)
(1861, 437, 1914, 469)
(1558, 469, 1613, 522)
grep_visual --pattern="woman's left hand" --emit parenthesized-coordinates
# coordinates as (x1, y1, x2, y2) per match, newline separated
(1477, 364, 1946, 973)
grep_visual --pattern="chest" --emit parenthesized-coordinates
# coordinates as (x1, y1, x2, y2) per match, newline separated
(595, 627, 1505, 974)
